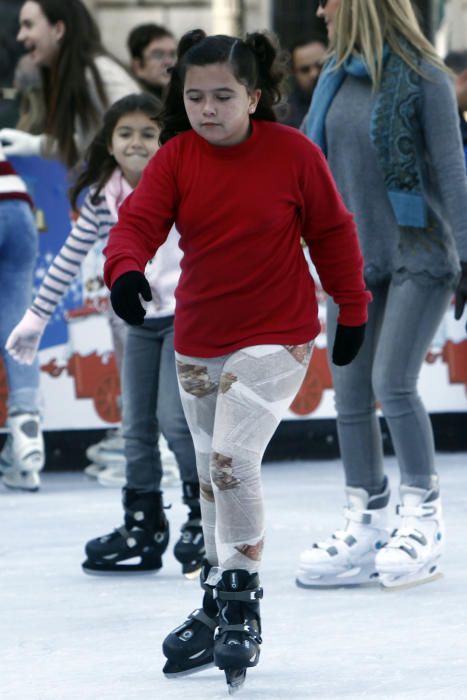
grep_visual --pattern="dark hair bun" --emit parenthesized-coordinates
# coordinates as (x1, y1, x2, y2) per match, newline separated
(245, 32, 277, 73)
(178, 29, 207, 59)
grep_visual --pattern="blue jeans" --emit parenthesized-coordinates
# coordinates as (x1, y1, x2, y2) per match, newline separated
(121, 317, 197, 492)
(0, 200, 40, 413)
(327, 277, 454, 493)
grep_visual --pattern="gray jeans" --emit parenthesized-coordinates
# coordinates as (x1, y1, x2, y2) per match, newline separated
(122, 317, 197, 492)
(327, 277, 453, 493)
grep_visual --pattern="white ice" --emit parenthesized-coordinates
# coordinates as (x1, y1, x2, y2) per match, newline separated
(1, 454, 467, 700)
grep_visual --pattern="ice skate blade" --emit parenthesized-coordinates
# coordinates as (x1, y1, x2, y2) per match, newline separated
(2, 475, 40, 493)
(82, 562, 162, 576)
(296, 576, 380, 590)
(183, 565, 202, 580)
(296, 565, 380, 589)
(381, 571, 443, 591)
(163, 660, 215, 678)
(83, 463, 106, 479)
(225, 668, 246, 694)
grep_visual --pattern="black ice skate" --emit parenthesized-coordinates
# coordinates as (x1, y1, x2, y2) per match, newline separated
(173, 482, 205, 578)
(163, 559, 218, 677)
(214, 569, 263, 694)
(82, 488, 169, 575)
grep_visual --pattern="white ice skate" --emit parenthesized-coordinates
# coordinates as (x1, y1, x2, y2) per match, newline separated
(376, 486, 444, 590)
(160, 434, 180, 488)
(86, 428, 125, 467)
(0, 412, 44, 492)
(97, 462, 126, 488)
(83, 462, 107, 479)
(296, 480, 390, 588)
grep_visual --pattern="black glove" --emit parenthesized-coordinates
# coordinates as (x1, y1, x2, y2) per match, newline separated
(110, 271, 152, 325)
(454, 261, 467, 331)
(332, 323, 366, 366)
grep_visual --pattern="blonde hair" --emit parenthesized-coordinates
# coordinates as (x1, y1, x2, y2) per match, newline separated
(331, 0, 448, 87)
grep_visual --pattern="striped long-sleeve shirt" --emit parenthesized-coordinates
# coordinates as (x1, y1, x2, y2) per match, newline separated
(31, 186, 182, 321)
(31, 190, 114, 320)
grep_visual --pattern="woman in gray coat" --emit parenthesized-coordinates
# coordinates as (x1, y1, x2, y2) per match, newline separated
(297, 0, 467, 590)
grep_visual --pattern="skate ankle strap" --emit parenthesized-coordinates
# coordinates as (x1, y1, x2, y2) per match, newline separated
(201, 579, 215, 593)
(182, 517, 202, 529)
(397, 503, 436, 518)
(214, 587, 263, 603)
(215, 623, 262, 644)
(190, 607, 218, 631)
(344, 507, 373, 525)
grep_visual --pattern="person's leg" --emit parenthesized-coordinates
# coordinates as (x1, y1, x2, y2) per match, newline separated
(0, 201, 43, 492)
(166, 344, 311, 684)
(372, 277, 452, 588)
(210, 343, 312, 573)
(83, 321, 170, 574)
(107, 308, 128, 378)
(175, 352, 227, 568)
(372, 277, 453, 490)
(209, 343, 311, 688)
(0, 201, 40, 413)
(297, 289, 391, 588)
(157, 324, 197, 484)
(156, 322, 204, 574)
(122, 322, 163, 492)
(162, 351, 227, 677)
(326, 289, 388, 494)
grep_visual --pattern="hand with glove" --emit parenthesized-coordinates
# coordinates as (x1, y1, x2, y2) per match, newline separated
(0, 128, 42, 157)
(454, 261, 467, 331)
(6, 309, 48, 364)
(332, 323, 366, 366)
(110, 271, 152, 325)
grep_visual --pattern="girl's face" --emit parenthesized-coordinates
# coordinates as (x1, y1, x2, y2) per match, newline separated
(18, 1, 65, 67)
(317, 0, 342, 41)
(183, 63, 261, 147)
(109, 111, 159, 187)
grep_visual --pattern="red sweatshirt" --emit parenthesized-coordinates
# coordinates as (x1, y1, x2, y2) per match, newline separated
(104, 120, 371, 357)
(0, 160, 33, 208)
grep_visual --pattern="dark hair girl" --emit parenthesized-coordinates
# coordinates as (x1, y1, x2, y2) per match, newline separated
(70, 92, 161, 210)
(103, 28, 370, 692)
(160, 29, 287, 144)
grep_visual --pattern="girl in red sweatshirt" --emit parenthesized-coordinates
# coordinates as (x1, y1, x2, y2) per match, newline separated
(103, 29, 371, 691)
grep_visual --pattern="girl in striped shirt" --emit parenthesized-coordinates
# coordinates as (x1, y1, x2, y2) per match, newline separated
(7, 93, 203, 577)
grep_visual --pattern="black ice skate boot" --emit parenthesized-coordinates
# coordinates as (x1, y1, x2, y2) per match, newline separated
(173, 482, 205, 578)
(82, 488, 169, 575)
(214, 569, 263, 694)
(163, 559, 218, 677)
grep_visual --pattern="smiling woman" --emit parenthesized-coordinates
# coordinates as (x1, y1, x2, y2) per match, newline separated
(0, 0, 140, 168)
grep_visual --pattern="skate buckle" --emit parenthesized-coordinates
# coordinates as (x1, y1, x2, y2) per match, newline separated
(250, 587, 263, 601)
(344, 507, 372, 525)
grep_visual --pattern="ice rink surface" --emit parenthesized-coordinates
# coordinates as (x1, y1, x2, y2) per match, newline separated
(1, 453, 466, 700)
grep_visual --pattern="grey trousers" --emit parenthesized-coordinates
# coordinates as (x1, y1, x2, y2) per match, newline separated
(122, 317, 197, 492)
(326, 276, 454, 493)
(175, 343, 312, 573)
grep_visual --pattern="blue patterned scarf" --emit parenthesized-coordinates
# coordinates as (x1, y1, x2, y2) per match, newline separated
(304, 46, 427, 229)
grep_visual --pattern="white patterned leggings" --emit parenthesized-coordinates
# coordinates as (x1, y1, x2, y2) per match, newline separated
(175, 343, 313, 573)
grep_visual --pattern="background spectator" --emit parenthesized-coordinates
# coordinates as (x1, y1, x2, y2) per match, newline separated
(127, 23, 177, 99)
(282, 34, 327, 128)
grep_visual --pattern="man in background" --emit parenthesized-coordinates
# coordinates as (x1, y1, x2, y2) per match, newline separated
(282, 34, 327, 129)
(127, 23, 177, 99)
